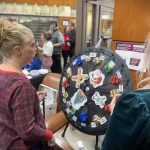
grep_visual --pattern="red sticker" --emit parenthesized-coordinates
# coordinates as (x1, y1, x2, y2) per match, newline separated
(63, 80, 69, 88)
(111, 76, 120, 84)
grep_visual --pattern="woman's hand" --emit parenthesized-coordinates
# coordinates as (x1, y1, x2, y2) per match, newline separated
(109, 94, 121, 115)
(48, 136, 55, 147)
(37, 91, 47, 101)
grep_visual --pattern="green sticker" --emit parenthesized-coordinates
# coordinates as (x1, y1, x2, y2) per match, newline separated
(70, 108, 76, 115)
(104, 64, 112, 72)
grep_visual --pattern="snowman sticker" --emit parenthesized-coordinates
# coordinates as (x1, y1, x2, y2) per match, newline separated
(89, 69, 105, 88)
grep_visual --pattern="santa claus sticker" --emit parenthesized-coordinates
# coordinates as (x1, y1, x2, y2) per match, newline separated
(89, 69, 105, 88)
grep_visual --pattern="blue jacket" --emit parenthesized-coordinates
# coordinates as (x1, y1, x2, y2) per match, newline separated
(23, 58, 42, 70)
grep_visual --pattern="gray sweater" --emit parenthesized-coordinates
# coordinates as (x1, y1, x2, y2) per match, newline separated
(50, 28, 64, 54)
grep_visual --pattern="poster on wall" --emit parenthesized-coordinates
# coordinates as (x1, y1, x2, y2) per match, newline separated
(115, 42, 145, 71)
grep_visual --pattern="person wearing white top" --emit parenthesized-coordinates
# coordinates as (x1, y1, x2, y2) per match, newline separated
(40, 31, 53, 70)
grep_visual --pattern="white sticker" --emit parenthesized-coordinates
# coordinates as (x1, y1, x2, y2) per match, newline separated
(100, 117, 107, 125)
(66, 101, 71, 107)
(66, 108, 70, 113)
(73, 59, 77, 65)
(108, 61, 115, 68)
(116, 71, 122, 78)
(81, 55, 86, 60)
(90, 53, 97, 57)
(62, 77, 66, 81)
(62, 87, 65, 93)
(91, 122, 97, 128)
(63, 99, 66, 103)
(72, 116, 77, 122)
(100, 55, 105, 61)
(81, 122, 86, 127)
(119, 85, 124, 92)
(85, 55, 91, 61)
(89, 69, 105, 88)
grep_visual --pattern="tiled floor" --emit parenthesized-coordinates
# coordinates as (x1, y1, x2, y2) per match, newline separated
(55, 125, 105, 150)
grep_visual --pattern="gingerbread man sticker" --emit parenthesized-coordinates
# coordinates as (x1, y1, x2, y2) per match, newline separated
(72, 67, 89, 88)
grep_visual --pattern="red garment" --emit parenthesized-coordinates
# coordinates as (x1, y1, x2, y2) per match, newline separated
(62, 33, 70, 51)
(0, 70, 52, 150)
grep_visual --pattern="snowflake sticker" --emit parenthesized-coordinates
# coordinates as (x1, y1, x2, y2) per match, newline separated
(92, 92, 107, 108)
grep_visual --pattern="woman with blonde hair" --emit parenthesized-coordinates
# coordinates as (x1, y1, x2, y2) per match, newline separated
(0, 19, 54, 150)
(101, 33, 150, 150)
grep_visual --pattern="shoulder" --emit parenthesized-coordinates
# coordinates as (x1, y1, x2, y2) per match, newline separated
(46, 41, 53, 48)
(13, 74, 32, 88)
(71, 29, 76, 35)
(116, 90, 150, 112)
(3, 73, 34, 93)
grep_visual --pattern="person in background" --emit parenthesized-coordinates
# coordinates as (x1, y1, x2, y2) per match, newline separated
(95, 36, 104, 48)
(40, 31, 53, 70)
(0, 19, 54, 150)
(31, 50, 42, 70)
(62, 26, 71, 68)
(101, 33, 150, 150)
(49, 21, 64, 74)
(68, 22, 76, 57)
(0, 55, 2, 64)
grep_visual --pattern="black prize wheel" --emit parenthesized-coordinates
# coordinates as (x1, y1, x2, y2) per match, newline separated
(59, 47, 133, 136)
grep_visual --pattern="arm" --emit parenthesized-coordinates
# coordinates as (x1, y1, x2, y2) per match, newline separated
(53, 32, 64, 48)
(37, 46, 43, 51)
(12, 82, 53, 143)
(69, 30, 76, 46)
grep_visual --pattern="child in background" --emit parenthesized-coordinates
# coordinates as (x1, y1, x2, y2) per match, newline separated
(31, 51, 42, 70)
(40, 31, 53, 70)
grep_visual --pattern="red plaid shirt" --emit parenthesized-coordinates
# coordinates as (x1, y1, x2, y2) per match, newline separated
(0, 70, 46, 150)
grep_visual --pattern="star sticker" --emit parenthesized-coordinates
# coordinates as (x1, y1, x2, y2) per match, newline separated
(93, 57, 101, 65)
(72, 67, 89, 88)
(93, 115, 101, 123)
(104, 64, 112, 72)
(110, 89, 120, 98)
(63, 92, 68, 99)
(111, 75, 120, 84)
(66, 67, 72, 78)
(62, 80, 69, 88)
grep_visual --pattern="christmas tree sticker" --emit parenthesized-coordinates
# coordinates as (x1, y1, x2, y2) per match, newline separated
(71, 89, 87, 110)
(74, 90, 86, 104)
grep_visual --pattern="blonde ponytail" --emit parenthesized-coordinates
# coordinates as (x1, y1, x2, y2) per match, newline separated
(0, 19, 12, 48)
(137, 33, 150, 89)
(0, 19, 33, 58)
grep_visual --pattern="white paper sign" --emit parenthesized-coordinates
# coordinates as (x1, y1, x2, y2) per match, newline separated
(115, 42, 145, 71)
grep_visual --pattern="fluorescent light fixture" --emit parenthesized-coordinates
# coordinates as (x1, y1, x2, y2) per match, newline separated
(101, 15, 110, 19)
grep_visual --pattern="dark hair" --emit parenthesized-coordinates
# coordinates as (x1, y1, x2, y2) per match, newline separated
(70, 22, 75, 27)
(50, 21, 57, 27)
(42, 31, 52, 41)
